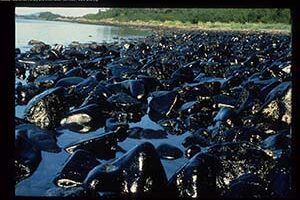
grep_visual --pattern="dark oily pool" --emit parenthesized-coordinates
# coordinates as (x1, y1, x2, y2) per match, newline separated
(15, 30, 291, 198)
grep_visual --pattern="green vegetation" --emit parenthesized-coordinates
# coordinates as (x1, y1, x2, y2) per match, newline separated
(37, 12, 62, 20)
(83, 8, 291, 25)
(19, 11, 62, 20)
(18, 9, 291, 32)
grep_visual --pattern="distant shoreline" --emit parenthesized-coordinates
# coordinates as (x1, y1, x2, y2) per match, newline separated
(16, 17, 291, 35)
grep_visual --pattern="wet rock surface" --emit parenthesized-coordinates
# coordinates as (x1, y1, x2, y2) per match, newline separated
(84, 142, 168, 198)
(149, 90, 179, 121)
(54, 150, 101, 188)
(223, 173, 270, 198)
(184, 144, 202, 159)
(207, 142, 275, 196)
(15, 132, 42, 183)
(156, 143, 183, 160)
(128, 127, 168, 139)
(60, 104, 105, 133)
(15, 30, 291, 198)
(24, 87, 67, 129)
(168, 153, 219, 198)
(64, 128, 126, 160)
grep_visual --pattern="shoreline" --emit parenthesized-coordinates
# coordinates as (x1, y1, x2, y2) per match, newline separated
(17, 18, 292, 35)
(58, 18, 292, 35)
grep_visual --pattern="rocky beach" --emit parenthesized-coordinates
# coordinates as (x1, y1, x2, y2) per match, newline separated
(15, 29, 291, 198)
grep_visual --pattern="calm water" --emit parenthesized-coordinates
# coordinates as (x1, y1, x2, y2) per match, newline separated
(16, 18, 151, 51)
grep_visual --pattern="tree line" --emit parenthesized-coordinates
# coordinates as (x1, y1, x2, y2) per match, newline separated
(83, 8, 291, 24)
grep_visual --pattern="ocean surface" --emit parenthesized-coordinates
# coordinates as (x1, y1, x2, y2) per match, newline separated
(16, 18, 151, 52)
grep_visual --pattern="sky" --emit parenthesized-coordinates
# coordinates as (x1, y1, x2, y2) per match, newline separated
(15, 8, 108, 17)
